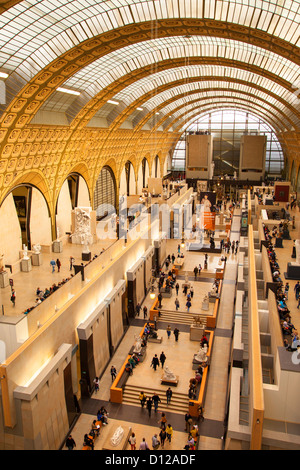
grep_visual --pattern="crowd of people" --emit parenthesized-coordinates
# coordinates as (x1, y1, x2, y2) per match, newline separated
(22, 275, 75, 315)
(263, 224, 299, 347)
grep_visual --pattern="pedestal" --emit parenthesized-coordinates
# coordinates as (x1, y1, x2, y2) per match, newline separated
(161, 375, 179, 386)
(31, 252, 43, 266)
(0, 271, 9, 288)
(285, 262, 300, 280)
(82, 251, 91, 261)
(102, 425, 132, 451)
(190, 326, 205, 341)
(52, 240, 63, 253)
(21, 258, 32, 272)
(201, 300, 209, 311)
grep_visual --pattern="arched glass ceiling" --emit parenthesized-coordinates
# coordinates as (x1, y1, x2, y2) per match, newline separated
(142, 90, 293, 131)
(172, 108, 284, 174)
(113, 65, 298, 108)
(167, 98, 287, 133)
(61, 35, 300, 97)
(37, 35, 300, 130)
(1, 0, 300, 81)
(124, 78, 300, 129)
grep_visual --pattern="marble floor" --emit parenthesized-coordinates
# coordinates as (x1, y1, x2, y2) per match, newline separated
(0, 238, 116, 316)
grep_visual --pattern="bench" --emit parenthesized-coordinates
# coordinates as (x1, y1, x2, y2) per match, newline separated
(188, 330, 214, 418)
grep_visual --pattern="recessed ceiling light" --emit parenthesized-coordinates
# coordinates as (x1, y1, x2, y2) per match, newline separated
(107, 100, 119, 105)
(57, 87, 80, 96)
(0, 72, 9, 79)
(137, 107, 144, 111)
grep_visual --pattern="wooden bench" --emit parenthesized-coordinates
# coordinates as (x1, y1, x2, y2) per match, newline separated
(81, 420, 103, 449)
(188, 330, 214, 418)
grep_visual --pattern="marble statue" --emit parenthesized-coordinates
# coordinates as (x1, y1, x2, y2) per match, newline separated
(72, 207, 93, 246)
(133, 335, 143, 354)
(110, 426, 124, 447)
(162, 366, 176, 381)
(192, 315, 204, 327)
(195, 344, 208, 363)
(210, 283, 218, 295)
(202, 294, 209, 311)
(22, 244, 29, 259)
(32, 243, 41, 254)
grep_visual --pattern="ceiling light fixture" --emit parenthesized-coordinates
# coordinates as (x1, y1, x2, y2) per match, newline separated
(137, 107, 144, 111)
(57, 87, 80, 96)
(0, 72, 9, 79)
(107, 100, 119, 105)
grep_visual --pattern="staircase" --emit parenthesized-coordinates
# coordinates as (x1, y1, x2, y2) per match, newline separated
(122, 383, 190, 414)
(158, 309, 207, 326)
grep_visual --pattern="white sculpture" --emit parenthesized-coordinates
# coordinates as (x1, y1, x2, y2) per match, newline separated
(22, 244, 29, 259)
(110, 426, 124, 447)
(202, 294, 209, 311)
(195, 344, 208, 363)
(72, 207, 93, 246)
(162, 366, 176, 381)
(133, 336, 143, 354)
(211, 283, 218, 295)
(32, 243, 41, 254)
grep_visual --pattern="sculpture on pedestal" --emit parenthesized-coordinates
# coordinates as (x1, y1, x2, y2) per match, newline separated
(72, 207, 93, 247)
(110, 426, 124, 446)
(32, 243, 41, 254)
(194, 344, 208, 363)
(162, 366, 176, 381)
(133, 335, 143, 354)
(22, 244, 29, 259)
(202, 294, 209, 310)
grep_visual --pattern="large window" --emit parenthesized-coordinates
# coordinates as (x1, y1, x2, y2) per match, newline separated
(171, 109, 284, 175)
(94, 166, 116, 218)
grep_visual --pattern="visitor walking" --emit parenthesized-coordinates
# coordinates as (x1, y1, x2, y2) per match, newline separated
(166, 387, 172, 405)
(10, 288, 16, 307)
(110, 365, 117, 381)
(93, 376, 99, 394)
(69, 256, 75, 270)
(159, 428, 167, 449)
(151, 354, 160, 371)
(129, 432, 136, 450)
(174, 327, 179, 342)
(50, 259, 56, 273)
(146, 398, 153, 417)
(152, 392, 161, 412)
(159, 351, 166, 368)
(56, 258, 61, 272)
(166, 424, 173, 443)
(139, 391, 147, 408)
(166, 325, 171, 339)
(65, 435, 76, 450)
(143, 305, 148, 319)
(175, 298, 180, 310)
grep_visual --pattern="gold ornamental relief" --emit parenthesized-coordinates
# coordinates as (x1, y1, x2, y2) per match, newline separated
(15, 114, 31, 128)
(16, 158, 26, 170)
(49, 59, 68, 72)
(47, 75, 65, 88)
(25, 101, 40, 114)
(22, 85, 39, 98)
(11, 144, 22, 158)
(2, 144, 14, 157)
(7, 158, 17, 171)
(35, 72, 52, 84)
(1, 113, 17, 127)
(11, 99, 27, 112)
(24, 158, 33, 169)
(3, 173, 13, 187)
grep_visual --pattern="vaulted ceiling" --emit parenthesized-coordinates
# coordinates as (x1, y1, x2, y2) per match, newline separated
(0, 0, 300, 136)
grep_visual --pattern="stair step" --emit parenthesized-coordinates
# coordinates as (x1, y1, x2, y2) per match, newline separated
(124, 383, 188, 399)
